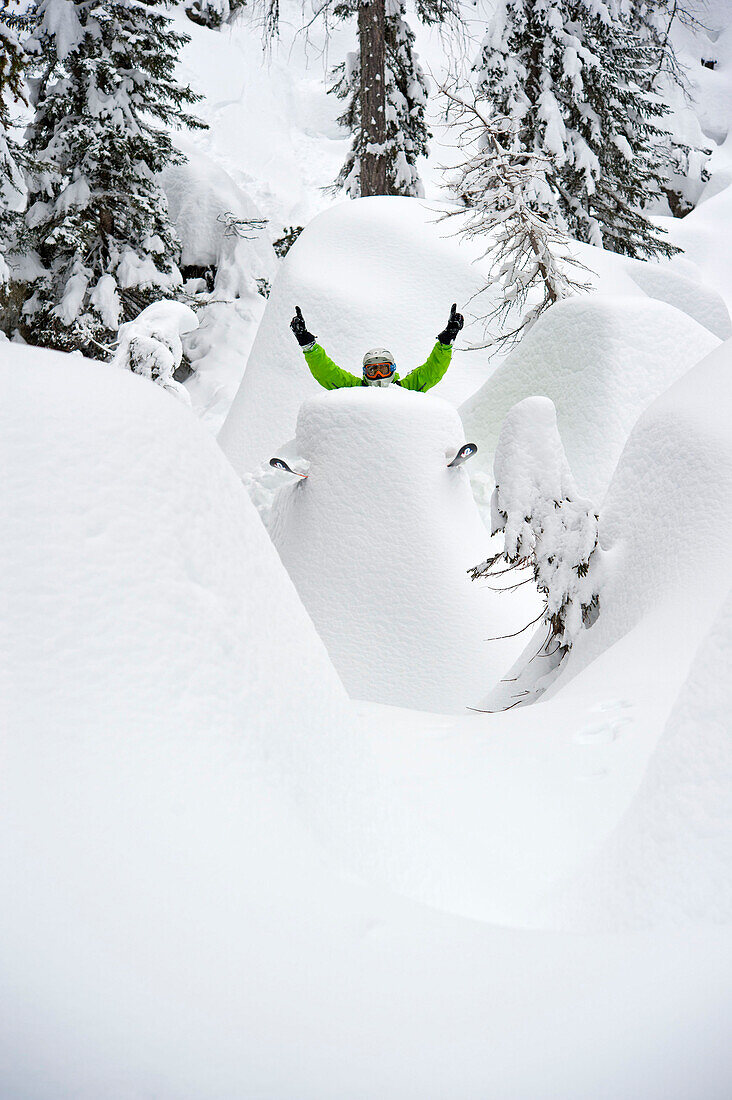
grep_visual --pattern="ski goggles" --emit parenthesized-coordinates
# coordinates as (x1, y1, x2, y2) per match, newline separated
(363, 361, 395, 380)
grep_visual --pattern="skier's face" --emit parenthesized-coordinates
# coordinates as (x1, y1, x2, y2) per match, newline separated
(363, 360, 395, 383)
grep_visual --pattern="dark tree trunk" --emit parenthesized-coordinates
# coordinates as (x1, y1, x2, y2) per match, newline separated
(358, 0, 387, 196)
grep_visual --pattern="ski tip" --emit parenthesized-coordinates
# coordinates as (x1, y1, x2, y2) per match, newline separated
(447, 443, 478, 468)
(270, 457, 308, 479)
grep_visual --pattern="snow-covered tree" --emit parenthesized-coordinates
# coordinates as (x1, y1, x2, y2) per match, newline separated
(111, 299, 198, 403)
(441, 84, 591, 349)
(21, 0, 205, 358)
(470, 396, 601, 650)
(0, 8, 27, 287)
(184, 0, 246, 31)
(629, 0, 702, 89)
(330, 0, 458, 197)
(474, 0, 679, 259)
(629, 0, 711, 216)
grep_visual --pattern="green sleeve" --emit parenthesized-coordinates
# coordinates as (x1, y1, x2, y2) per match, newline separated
(302, 343, 362, 389)
(398, 342, 453, 392)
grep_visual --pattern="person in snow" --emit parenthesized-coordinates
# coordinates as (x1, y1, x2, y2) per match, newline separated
(289, 304, 464, 390)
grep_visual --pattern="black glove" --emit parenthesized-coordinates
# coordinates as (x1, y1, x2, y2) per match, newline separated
(290, 305, 316, 347)
(436, 303, 464, 345)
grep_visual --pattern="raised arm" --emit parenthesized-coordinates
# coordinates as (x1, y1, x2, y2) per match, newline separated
(399, 342, 453, 392)
(302, 343, 363, 390)
(399, 304, 464, 392)
(290, 306, 362, 390)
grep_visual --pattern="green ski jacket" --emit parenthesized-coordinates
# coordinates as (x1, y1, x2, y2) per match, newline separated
(302, 341, 453, 392)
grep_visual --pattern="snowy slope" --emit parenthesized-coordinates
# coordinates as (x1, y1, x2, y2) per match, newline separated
(5, 2, 732, 1093)
(3, 344, 732, 1099)
(542, 588, 732, 931)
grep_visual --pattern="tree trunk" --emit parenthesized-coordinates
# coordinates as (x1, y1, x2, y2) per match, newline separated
(359, 0, 387, 196)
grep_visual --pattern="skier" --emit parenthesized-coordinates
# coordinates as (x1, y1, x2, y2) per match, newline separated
(289, 304, 464, 390)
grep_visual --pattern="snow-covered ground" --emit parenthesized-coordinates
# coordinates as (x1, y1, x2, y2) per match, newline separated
(4, 340, 732, 1099)
(4, 0, 732, 1096)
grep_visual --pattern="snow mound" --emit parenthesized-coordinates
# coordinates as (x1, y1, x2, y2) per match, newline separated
(111, 299, 198, 403)
(626, 258, 732, 340)
(460, 295, 720, 504)
(0, 343, 353, 761)
(269, 386, 540, 712)
(556, 338, 732, 686)
(218, 196, 503, 476)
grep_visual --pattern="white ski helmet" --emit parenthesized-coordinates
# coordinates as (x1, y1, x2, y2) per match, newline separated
(362, 347, 396, 386)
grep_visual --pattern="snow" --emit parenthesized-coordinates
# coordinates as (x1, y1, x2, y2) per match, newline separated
(33, 0, 84, 61)
(5, 1, 732, 1093)
(460, 294, 720, 505)
(111, 299, 199, 401)
(161, 146, 276, 279)
(3, 348, 732, 1100)
(218, 195, 504, 476)
(626, 256, 732, 340)
(89, 271, 122, 330)
(555, 337, 732, 686)
(268, 385, 540, 712)
(489, 396, 599, 647)
(542, 590, 732, 932)
(0, 343, 354, 747)
(158, 147, 277, 428)
(669, 181, 732, 317)
(53, 264, 88, 325)
(116, 248, 179, 291)
(504, 338, 732, 929)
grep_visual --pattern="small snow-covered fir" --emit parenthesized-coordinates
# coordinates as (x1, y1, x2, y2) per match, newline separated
(473, 396, 600, 649)
(110, 299, 198, 404)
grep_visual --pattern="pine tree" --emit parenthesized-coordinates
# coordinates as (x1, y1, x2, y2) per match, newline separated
(0, 8, 27, 287)
(474, 0, 680, 259)
(21, 0, 205, 357)
(331, 0, 452, 197)
(630, 0, 710, 216)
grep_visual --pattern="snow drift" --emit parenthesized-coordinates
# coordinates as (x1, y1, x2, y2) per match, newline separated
(531, 339, 732, 929)
(460, 295, 720, 504)
(543, 590, 732, 932)
(0, 343, 360, 773)
(269, 386, 539, 712)
(161, 147, 276, 282)
(626, 257, 731, 340)
(6, 346, 731, 1099)
(559, 337, 732, 682)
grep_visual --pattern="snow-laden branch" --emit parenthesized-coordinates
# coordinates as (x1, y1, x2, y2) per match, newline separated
(438, 81, 593, 353)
